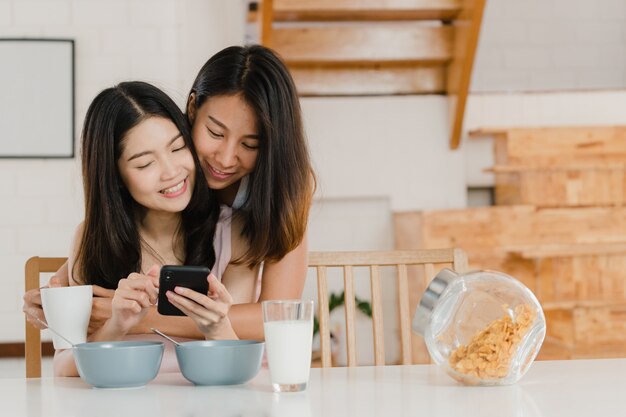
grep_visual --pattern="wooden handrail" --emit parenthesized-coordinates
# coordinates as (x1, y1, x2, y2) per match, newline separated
(259, 0, 274, 45)
(447, 0, 486, 149)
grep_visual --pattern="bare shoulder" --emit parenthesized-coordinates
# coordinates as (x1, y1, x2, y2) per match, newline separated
(73, 221, 85, 241)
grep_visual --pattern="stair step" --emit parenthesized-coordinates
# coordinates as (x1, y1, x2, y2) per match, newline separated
(272, 0, 461, 21)
(291, 66, 446, 96)
(271, 24, 453, 66)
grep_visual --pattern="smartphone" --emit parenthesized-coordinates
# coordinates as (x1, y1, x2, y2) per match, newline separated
(157, 265, 211, 316)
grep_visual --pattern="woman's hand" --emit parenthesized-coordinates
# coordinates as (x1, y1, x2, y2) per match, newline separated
(107, 267, 159, 336)
(88, 285, 115, 334)
(166, 275, 237, 340)
(23, 275, 64, 329)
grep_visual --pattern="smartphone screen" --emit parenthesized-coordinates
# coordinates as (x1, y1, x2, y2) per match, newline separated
(157, 265, 210, 316)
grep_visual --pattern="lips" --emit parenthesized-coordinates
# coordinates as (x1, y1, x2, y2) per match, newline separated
(160, 178, 188, 198)
(206, 163, 235, 181)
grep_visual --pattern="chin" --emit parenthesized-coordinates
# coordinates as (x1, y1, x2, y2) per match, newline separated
(205, 178, 231, 191)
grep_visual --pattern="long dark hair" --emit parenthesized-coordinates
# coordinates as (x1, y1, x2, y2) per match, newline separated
(187, 45, 314, 266)
(76, 81, 218, 289)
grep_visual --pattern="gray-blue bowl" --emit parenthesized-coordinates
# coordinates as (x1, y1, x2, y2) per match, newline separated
(175, 340, 264, 386)
(73, 341, 164, 388)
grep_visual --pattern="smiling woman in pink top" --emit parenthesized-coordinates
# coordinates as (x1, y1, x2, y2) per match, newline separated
(180, 45, 315, 339)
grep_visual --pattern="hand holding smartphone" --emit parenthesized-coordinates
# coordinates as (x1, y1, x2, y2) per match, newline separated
(157, 265, 210, 316)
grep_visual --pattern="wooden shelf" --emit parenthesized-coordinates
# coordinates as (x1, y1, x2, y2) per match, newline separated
(271, 24, 453, 66)
(291, 66, 446, 96)
(271, 0, 462, 22)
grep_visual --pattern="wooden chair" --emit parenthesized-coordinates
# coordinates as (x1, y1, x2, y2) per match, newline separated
(24, 256, 67, 378)
(308, 248, 468, 367)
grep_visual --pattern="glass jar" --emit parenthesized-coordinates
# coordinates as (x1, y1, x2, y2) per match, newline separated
(412, 269, 546, 386)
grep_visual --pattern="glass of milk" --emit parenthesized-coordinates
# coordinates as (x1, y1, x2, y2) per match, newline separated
(262, 300, 314, 392)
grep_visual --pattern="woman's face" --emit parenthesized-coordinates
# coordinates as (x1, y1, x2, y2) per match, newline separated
(190, 94, 259, 195)
(117, 116, 195, 215)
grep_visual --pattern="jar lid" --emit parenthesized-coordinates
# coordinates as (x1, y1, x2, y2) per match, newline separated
(412, 268, 459, 336)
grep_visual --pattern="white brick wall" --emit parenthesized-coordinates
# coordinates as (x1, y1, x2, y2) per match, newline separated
(0, 0, 247, 342)
(0, 3, 13, 26)
(72, 2, 129, 26)
(473, 0, 626, 92)
(129, 1, 178, 26)
(13, 1, 70, 26)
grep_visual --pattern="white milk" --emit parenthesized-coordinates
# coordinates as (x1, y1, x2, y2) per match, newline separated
(264, 320, 313, 385)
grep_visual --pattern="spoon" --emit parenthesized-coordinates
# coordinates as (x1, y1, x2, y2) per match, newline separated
(27, 312, 77, 348)
(150, 328, 181, 347)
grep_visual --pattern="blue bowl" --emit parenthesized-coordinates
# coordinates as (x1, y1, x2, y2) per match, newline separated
(176, 340, 264, 386)
(73, 341, 164, 388)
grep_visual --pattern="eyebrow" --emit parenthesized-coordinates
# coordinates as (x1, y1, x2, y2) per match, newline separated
(208, 115, 260, 140)
(127, 134, 183, 162)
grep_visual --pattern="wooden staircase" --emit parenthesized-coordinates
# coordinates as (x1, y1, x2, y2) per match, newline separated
(254, 0, 487, 149)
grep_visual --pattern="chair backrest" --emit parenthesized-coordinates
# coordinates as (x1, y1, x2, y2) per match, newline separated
(25, 256, 68, 378)
(308, 248, 468, 367)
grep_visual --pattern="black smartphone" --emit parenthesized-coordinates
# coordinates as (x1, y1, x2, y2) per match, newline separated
(157, 265, 211, 316)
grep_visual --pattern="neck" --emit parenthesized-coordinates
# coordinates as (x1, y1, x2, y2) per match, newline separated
(139, 210, 181, 243)
(216, 180, 241, 206)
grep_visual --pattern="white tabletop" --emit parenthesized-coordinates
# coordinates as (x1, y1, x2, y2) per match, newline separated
(2, 358, 625, 417)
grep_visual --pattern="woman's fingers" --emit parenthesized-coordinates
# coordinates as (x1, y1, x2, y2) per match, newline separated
(208, 275, 233, 304)
(23, 287, 42, 306)
(48, 276, 63, 288)
(23, 288, 47, 329)
(108, 275, 158, 336)
(167, 289, 222, 317)
(115, 298, 143, 314)
(111, 275, 159, 329)
(92, 285, 115, 298)
(115, 287, 153, 309)
(167, 294, 223, 323)
(164, 275, 235, 339)
(172, 285, 214, 308)
(123, 274, 158, 303)
(174, 275, 231, 305)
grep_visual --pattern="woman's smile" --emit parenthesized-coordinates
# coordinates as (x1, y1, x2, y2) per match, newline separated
(206, 163, 236, 181)
(159, 177, 188, 198)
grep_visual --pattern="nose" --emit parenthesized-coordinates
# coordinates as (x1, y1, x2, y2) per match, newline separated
(160, 155, 180, 180)
(215, 141, 238, 169)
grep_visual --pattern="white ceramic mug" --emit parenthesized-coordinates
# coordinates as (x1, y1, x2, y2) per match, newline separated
(40, 285, 93, 349)
(262, 300, 314, 393)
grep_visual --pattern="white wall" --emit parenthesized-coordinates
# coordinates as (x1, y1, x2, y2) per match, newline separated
(303, 96, 467, 211)
(473, 0, 626, 92)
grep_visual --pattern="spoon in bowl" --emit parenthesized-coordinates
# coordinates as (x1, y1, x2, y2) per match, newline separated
(150, 328, 181, 347)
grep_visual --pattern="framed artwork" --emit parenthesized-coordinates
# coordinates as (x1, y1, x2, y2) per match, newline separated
(0, 39, 74, 158)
